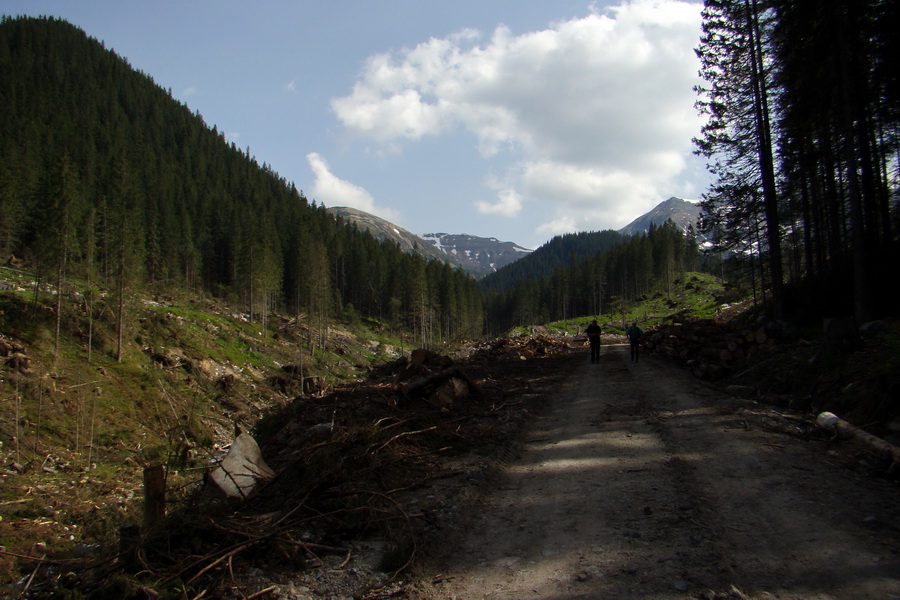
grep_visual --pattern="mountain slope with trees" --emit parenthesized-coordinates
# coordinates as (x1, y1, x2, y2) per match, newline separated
(0, 15, 483, 349)
(480, 229, 625, 294)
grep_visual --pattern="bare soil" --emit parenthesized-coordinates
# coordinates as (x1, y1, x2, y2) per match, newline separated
(404, 342, 900, 600)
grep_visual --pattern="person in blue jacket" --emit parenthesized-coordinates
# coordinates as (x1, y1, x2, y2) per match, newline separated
(626, 322, 643, 362)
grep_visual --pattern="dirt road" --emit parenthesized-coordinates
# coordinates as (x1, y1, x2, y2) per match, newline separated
(407, 343, 900, 600)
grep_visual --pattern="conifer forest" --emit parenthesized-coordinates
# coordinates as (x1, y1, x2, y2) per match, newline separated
(0, 16, 484, 348)
(693, 0, 898, 324)
(2, 0, 899, 340)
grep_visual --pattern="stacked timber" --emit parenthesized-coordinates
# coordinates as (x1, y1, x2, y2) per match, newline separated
(642, 319, 777, 380)
(487, 335, 570, 359)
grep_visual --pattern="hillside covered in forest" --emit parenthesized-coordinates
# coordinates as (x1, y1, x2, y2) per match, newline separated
(0, 16, 484, 350)
(480, 222, 700, 334)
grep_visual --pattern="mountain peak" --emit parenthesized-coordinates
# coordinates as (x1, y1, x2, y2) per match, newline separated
(618, 196, 700, 236)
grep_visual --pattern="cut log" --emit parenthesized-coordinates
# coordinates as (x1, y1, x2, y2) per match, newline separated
(816, 411, 900, 472)
(398, 365, 481, 399)
(427, 377, 470, 408)
(410, 348, 436, 364)
(700, 347, 722, 361)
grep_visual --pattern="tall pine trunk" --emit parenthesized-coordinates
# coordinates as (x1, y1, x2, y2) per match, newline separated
(746, 0, 784, 320)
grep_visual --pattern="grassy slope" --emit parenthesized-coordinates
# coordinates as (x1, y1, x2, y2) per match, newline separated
(0, 266, 405, 580)
(507, 272, 740, 337)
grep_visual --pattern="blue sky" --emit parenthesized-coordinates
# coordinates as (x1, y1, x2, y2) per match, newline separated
(6, 0, 710, 250)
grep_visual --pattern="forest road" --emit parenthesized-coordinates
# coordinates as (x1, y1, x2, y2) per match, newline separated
(405, 343, 900, 600)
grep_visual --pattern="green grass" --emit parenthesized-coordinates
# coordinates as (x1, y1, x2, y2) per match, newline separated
(546, 272, 741, 335)
(0, 275, 426, 587)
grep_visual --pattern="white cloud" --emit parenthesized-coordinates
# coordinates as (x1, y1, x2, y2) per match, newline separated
(306, 152, 399, 221)
(331, 0, 705, 236)
(476, 188, 523, 217)
(524, 160, 662, 234)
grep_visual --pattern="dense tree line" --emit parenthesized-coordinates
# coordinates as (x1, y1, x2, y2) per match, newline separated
(484, 222, 699, 334)
(0, 16, 482, 350)
(694, 0, 898, 323)
(480, 229, 624, 294)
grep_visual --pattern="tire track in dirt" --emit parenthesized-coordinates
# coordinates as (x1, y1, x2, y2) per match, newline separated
(637, 346, 900, 599)
(408, 343, 900, 600)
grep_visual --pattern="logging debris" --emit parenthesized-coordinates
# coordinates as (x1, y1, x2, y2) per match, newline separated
(12, 336, 574, 599)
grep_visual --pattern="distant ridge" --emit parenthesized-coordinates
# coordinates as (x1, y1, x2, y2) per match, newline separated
(326, 206, 453, 266)
(325, 207, 531, 278)
(329, 196, 701, 285)
(421, 233, 531, 278)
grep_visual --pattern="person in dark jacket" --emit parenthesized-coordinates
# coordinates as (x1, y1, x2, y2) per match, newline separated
(585, 319, 602, 363)
(626, 322, 643, 362)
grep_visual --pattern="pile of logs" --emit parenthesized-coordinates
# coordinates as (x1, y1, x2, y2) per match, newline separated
(469, 335, 571, 361)
(642, 319, 778, 380)
(372, 336, 569, 408)
(374, 348, 481, 408)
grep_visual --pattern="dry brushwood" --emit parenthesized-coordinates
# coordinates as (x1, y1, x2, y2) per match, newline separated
(20, 337, 573, 598)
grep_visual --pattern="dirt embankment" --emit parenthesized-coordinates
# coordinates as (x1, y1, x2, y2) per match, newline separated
(405, 342, 900, 600)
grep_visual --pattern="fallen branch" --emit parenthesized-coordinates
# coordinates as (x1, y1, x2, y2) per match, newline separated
(246, 586, 277, 600)
(372, 426, 437, 454)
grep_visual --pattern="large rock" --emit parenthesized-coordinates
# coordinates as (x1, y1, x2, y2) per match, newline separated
(209, 433, 275, 499)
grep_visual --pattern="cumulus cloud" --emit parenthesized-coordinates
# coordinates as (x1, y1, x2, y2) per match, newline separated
(306, 153, 399, 221)
(331, 0, 704, 236)
(476, 188, 523, 217)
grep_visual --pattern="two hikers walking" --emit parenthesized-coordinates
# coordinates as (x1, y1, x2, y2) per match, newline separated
(584, 320, 643, 363)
